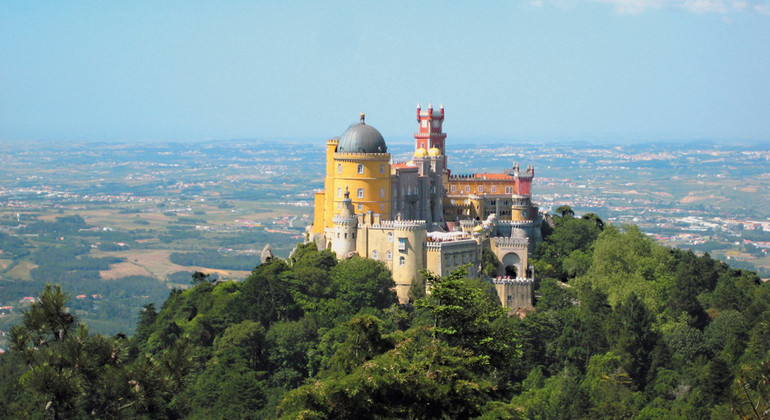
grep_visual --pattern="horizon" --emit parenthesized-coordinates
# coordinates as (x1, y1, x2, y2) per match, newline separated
(2, 1, 769, 144)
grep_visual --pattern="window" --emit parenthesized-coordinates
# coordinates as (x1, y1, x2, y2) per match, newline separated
(398, 238, 406, 252)
(399, 256, 405, 266)
(357, 203, 363, 211)
(380, 164, 385, 174)
(337, 187, 341, 198)
(372, 250, 378, 259)
(491, 186, 497, 193)
(338, 163, 342, 173)
(478, 186, 483, 193)
(357, 164, 364, 174)
(506, 186, 512, 194)
(387, 232, 393, 242)
(465, 186, 470, 193)
(387, 250, 392, 260)
(357, 188, 364, 198)
(337, 203, 341, 210)
(451, 185, 456, 192)
(380, 188, 385, 198)
(380, 203, 384, 211)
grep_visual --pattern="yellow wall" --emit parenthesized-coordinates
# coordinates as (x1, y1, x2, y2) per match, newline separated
(323, 153, 391, 230)
(312, 191, 326, 235)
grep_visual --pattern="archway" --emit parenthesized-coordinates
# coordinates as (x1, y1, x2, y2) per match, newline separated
(502, 253, 521, 278)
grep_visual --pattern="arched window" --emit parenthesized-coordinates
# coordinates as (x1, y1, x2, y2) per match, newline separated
(338, 163, 342, 173)
(478, 186, 483, 193)
(357, 188, 364, 198)
(465, 186, 470, 193)
(380, 188, 385, 198)
(387, 250, 392, 260)
(380, 164, 385, 174)
(451, 185, 456, 192)
(357, 203, 363, 211)
(357, 164, 364, 174)
(337, 187, 341, 198)
(372, 250, 378, 259)
(387, 232, 393, 242)
(399, 256, 405, 266)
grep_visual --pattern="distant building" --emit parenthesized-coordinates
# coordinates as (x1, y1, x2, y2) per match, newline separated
(310, 105, 541, 311)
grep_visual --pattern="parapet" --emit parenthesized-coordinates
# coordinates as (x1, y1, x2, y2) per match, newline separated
(332, 214, 357, 225)
(333, 152, 390, 161)
(492, 236, 530, 248)
(491, 276, 534, 285)
(425, 238, 477, 251)
(374, 219, 427, 231)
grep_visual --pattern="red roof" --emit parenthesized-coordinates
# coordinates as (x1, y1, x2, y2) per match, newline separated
(473, 173, 513, 180)
(392, 162, 415, 169)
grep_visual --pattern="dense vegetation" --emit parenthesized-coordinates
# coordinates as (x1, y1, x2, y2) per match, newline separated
(1, 211, 769, 419)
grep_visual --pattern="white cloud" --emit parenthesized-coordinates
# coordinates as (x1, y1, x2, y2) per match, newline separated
(682, 0, 728, 13)
(576, 0, 770, 14)
(590, 0, 664, 14)
(731, 0, 748, 11)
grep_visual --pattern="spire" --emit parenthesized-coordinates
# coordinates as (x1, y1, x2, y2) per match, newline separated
(359, 112, 365, 124)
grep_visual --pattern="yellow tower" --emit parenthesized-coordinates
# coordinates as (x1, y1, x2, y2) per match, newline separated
(313, 113, 392, 236)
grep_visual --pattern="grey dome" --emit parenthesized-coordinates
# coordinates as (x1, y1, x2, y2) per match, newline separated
(337, 114, 387, 153)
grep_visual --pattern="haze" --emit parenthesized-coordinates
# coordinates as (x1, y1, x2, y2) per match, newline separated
(1, 0, 769, 143)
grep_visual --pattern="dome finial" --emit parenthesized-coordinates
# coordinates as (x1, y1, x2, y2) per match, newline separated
(360, 112, 365, 124)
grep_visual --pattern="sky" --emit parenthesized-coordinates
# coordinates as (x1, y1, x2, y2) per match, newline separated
(1, 0, 769, 144)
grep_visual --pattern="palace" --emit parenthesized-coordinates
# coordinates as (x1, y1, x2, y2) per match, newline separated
(310, 104, 541, 312)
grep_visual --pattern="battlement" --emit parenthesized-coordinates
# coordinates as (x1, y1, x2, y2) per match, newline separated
(373, 219, 427, 231)
(332, 214, 357, 225)
(499, 219, 541, 229)
(492, 236, 529, 248)
(334, 152, 390, 160)
(327, 138, 339, 144)
(425, 238, 477, 250)
(491, 276, 534, 285)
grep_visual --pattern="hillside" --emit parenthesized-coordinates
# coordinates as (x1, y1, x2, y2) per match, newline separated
(1, 214, 769, 419)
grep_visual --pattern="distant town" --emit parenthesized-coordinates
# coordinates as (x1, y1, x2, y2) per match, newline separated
(0, 139, 768, 342)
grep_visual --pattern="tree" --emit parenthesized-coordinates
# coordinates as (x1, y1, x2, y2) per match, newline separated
(608, 293, 658, 389)
(9, 284, 149, 419)
(416, 266, 517, 371)
(277, 329, 494, 419)
(191, 271, 211, 285)
(328, 257, 397, 318)
(556, 205, 575, 218)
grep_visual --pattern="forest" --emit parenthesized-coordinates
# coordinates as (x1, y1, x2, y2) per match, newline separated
(1, 210, 769, 419)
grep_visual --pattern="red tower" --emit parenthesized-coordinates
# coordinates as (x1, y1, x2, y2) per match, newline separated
(414, 103, 447, 166)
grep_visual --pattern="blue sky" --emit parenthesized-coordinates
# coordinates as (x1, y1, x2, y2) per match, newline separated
(1, 0, 768, 143)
